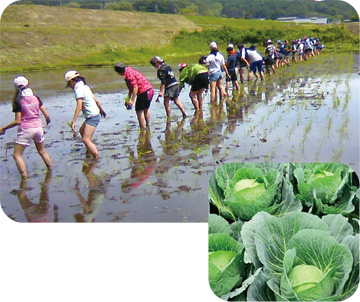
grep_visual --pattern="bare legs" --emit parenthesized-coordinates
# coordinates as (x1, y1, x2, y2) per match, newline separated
(210, 79, 227, 103)
(13, 142, 52, 178)
(79, 121, 99, 158)
(163, 97, 187, 119)
(189, 88, 205, 112)
(136, 109, 151, 130)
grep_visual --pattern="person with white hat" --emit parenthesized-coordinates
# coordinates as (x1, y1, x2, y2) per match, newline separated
(64, 70, 106, 159)
(0, 75, 52, 178)
(206, 41, 230, 103)
(264, 40, 277, 75)
(225, 44, 240, 93)
(150, 56, 187, 119)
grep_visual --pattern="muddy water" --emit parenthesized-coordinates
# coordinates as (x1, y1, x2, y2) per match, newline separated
(0, 53, 359, 222)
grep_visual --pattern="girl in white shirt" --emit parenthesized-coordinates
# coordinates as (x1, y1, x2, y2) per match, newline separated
(65, 70, 106, 159)
(206, 42, 230, 103)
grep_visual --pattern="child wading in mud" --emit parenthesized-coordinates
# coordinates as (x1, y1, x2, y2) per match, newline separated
(150, 56, 187, 119)
(0, 76, 52, 178)
(65, 70, 106, 158)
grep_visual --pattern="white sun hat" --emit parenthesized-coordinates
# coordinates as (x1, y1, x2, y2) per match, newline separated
(13, 75, 29, 88)
(64, 70, 80, 83)
(210, 41, 218, 50)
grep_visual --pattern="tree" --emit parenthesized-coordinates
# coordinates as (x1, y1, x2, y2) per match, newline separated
(104, 1, 134, 11)
(67, 2, 81, 8)
(179, 3, 199, 16)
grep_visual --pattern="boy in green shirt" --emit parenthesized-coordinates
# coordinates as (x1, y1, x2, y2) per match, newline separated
(178, 63, 209, 112)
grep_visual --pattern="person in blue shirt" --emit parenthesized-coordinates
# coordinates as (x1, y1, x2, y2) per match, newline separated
(236, 43, 250, 84)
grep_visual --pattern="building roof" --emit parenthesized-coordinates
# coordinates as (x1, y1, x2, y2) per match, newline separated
(277, 17, 328, 24)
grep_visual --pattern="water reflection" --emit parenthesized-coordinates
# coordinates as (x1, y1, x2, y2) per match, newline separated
(74, 158, 119, 222)
(121, 129, 157, 193)
(16, 170, 56, 222)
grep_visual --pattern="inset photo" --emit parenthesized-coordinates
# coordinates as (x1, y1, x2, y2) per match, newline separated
(208, 162, 359, 301)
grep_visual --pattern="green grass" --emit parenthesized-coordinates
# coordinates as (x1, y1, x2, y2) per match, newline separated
(1, 5, 358, 74)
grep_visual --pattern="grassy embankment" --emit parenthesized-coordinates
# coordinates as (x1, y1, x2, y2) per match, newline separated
(0, 4, 358, 74)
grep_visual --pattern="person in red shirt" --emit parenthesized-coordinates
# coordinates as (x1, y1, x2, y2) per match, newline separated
(114, 62, 154, 130)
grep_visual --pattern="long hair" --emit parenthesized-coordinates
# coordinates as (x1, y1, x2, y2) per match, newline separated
(12, 85, 26, 110)
(71, 76, 87, 85)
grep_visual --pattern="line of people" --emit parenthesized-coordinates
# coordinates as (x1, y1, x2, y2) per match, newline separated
(0, 36, 324, 178)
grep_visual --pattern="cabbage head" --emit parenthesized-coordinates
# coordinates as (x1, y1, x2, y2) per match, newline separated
(209, 163, 301, 221)
(293, 163, 358, 216)
(244, 212, 357, 301)
(208, 214, 246, 297)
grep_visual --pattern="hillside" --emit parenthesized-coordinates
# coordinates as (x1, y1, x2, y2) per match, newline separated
(0, 4, 199, 73)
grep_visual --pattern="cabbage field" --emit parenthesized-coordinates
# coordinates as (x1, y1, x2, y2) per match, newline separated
(208, 162, 359, 301)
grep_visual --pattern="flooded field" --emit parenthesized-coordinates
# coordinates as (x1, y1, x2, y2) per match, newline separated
(0, 52, 359, 222)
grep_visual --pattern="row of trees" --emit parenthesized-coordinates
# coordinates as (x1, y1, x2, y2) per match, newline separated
(16, 0, 359, 21)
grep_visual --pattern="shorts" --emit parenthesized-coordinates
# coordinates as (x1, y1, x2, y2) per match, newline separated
(250, 60, 263, 73)
(264, 56, 275, 66)
(238, 62, 247, 70)
(226, 69, 237, 82)
(86, 114, 101, 127)
(191, 72, 209, 91)
(15, 127, 45, 146)
(278, 53, 285, 60)
(164, 84, 179, 100)
(209, 70, 223, 82)
(135, 88, 154, 112)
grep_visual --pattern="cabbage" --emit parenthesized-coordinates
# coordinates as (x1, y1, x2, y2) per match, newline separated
(208, 214, 246, 297)
(293, 163, 358, 215)
(288, 264, 334, 294)
(208, 163, 359, 301)
(209, 163, 302, 221)
(244, 212, 356, 301)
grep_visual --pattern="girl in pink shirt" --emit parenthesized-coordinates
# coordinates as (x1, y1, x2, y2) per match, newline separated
(0, 76, 52, 178)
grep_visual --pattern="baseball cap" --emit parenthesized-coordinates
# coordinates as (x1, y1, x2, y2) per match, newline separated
(178, 63, 188, 71)
(114, 62, 127, 73)
(13, 76, 29, 88)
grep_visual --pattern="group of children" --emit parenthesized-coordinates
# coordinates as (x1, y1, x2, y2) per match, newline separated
(0, 36, 324, 178)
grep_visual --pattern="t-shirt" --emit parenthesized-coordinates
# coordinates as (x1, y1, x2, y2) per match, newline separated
(236, 47, 248, 66)
(12, 88, 44, 130)
(226, 53, 237, 71)
(206, 51, 225, 75)
(157, 64, 178, 88)
(246, 49, 263, 63)
(266, 45, 276, 58)
(74, 81, 100, 119)
(123, 66, 153, 95)
(179, 64, 208, 89)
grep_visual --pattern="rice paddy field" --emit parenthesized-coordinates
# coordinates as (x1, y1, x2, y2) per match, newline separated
(0, 51, 358, 222)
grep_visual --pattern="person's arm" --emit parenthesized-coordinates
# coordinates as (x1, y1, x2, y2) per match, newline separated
(241, 49, 250, 67)
(92, 93, 106, 118)
(127, 86, 138, 108)
(0, 112, 21, 135)
(156, 84, 165, 102)
(40, 105, 51, 125)
(222, 64, 231, 78)
(71, 98, 83, 135)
